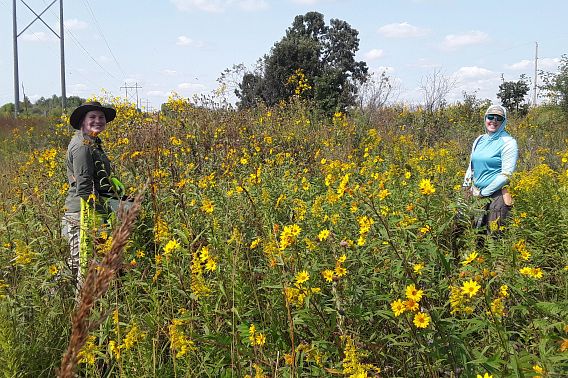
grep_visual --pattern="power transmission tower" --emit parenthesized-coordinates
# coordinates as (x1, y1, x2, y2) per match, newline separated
(12, 0, 66, 118)
(120, 82, 142, 109)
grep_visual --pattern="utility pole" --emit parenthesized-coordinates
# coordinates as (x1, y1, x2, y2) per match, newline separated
(13, 0, 19, 117)
(12, 0, 66, 117)
(533, 41, 538, 107)
(60, 0, 66, 110)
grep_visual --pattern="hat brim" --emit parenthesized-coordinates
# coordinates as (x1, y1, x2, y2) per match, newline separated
(70, 104, 117, 129)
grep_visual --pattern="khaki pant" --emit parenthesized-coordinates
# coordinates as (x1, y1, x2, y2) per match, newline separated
(61, 212, 81, 288)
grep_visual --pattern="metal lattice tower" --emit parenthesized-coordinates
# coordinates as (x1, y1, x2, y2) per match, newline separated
(12, 0, 66, 117)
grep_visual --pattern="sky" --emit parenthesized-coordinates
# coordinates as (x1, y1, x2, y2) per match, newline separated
(1, 0, 567, 111)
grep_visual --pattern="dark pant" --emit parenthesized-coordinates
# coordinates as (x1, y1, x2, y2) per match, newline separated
(476, 189, 512, 233)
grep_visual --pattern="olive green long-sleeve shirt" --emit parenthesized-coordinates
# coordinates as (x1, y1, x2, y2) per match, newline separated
(64, 130, 116, 213)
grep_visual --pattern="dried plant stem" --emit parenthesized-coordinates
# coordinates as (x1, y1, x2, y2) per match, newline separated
(58, 191, 144, 378)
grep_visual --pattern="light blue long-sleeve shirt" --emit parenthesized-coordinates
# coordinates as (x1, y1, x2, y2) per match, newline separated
(463, 120, 518, 197)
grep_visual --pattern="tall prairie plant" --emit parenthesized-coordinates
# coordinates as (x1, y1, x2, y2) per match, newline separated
(0, 96, 567, 377)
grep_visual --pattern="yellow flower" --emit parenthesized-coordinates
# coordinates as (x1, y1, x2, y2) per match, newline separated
(337, 254, 347, 264)
(322, 269, 334, 282)
(413, 263, 424, 275)
(295, 270, 310, 285)
(205, 259, 217, 272)
(405, 284, 423, 302)
(418, 179, 436, 195)
(560, 338, 568, 352)
(404, 299, 419, 312)
(461, 251, 478, 266)
(532, 364, 544, 375)
(499, 285, 509, 298)
(391, 299, 405, 317)
(318, 229, 330, 241)
(163, 239, 180, 256)
(249, 238, 261, 249)
(413, 312, 430, 328)
(201, 198, 215, 214)
(255, 333, 266, 347)
(48, 265, 58, 276)
(461, 279, 481, 298)
(335, 265, 347, 277)
(476, 373, 493, 378)
(519, 266, 544, 279)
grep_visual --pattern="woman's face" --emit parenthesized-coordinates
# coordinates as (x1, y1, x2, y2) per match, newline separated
(81, 110, 107, 136)
(484, 114, 503, 134)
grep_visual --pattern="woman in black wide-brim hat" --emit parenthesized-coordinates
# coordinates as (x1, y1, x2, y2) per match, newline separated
(61, 101, 124, 289)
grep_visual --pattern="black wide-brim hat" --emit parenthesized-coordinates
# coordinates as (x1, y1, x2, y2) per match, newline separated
(70, 101, 117, 129)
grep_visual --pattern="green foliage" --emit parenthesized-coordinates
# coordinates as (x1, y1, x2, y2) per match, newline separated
(236, 12, 368, 115)
(497, 75, 530, 116)
(1, 95, 568, 377)
(0, 95, 85, 117)
(541, 54, 568, 115)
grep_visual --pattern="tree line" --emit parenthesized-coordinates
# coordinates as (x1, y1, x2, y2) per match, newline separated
(0, 95, 84, 117)
(3, 12, 568, 118)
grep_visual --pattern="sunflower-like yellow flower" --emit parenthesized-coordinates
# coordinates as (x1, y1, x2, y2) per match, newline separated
(418, 179, 436, 195)
(413, 312, 430, 328)
(461, 279, 481, 298)
(405, 284, 423, 302)
(391, 299, 405, 317)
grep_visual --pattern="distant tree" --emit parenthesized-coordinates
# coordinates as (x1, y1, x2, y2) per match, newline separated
(540, 54, 568, 114)
(497, 75, 530, 115)
(455, 91, 490, 123)
(419, 68, 456, 113)
(0, 95, 84, 117)
(236, 11, 368, 114)
(356, 71, 398, 125)
(0, 103, 15, 116)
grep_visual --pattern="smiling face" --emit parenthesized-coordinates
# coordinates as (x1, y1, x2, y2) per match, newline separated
(485, 114, 503, 134)
(80, 110, 107, 136)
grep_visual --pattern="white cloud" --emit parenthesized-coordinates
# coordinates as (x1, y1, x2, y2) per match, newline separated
(172, 0, 268, 12)
(176, 35, 194, 46)
(176, 35, 204, 47)
(539, 57, 561, 71)
(506, 57, 560, 71)
(448, 66, 501, 102)
(21, 32, 56, 42)
(441, 31, 489, 50)
(163, 69, 178, 75)
(64, 19, 88, 30)
(377, 22, 429, 38)
(454, 66, 494, 80)
(365, 49, 384, 61)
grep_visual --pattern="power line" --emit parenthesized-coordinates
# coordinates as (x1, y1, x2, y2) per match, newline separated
(39, 0, 122, 84)
(82, 0, 125, 76)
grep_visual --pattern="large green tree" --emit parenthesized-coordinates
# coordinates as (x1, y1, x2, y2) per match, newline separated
(541, 54, 568, 114)
(497, 75, 530, 115)
(236, 12, 368, 114)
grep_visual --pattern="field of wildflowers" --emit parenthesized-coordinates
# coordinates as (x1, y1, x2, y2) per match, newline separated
(0, 94, 567, 377)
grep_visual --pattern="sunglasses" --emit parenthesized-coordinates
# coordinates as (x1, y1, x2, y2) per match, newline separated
(486, 114, 504, 122)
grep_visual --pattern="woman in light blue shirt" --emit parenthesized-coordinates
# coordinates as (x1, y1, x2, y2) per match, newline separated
(463, 104, 518, 232)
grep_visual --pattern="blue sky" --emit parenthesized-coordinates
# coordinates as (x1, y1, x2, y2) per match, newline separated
(1, 0, 566, 110)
